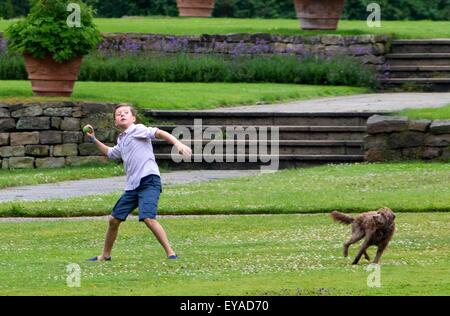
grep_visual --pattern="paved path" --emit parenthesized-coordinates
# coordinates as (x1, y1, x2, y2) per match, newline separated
(0, 170, 260, 202)
(207, 93, 450, 113)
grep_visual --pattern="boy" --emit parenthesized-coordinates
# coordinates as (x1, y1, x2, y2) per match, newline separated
(86, 103, 192, 261)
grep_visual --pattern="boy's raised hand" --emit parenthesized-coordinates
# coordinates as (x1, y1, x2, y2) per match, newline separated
(83, 124, 96, 141)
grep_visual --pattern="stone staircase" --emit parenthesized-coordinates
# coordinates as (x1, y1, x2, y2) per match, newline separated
(144, 111, 384, 170)
(382, 39, 450, 92)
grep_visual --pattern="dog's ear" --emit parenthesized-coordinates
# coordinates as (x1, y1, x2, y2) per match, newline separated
(373, 214, 385, 226)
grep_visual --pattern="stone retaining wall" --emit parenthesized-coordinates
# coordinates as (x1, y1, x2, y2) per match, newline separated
(0, 32, 391, 70)
(0, 102, 118, 169)
(364, 115, 450, 161)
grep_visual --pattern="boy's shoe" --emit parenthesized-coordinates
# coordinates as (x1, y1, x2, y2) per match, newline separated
(87, 256, 111, 262)
(168, 254, 179, 260)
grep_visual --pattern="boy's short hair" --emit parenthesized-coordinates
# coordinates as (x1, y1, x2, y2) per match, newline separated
(114, 103, 137, 117)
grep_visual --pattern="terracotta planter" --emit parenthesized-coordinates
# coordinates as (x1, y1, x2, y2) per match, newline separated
(176, 0, 215, 17)
(23, 53, 82, 97)
(294, 0, 345, 30)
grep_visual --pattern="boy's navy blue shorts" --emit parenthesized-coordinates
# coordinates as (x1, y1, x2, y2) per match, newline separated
(112, 174, 162, 222)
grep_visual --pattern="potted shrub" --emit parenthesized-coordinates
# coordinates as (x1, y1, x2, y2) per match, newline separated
(294, 0, 345, 30)
(5, 0, 102, 96)
(177, 0, 215, 17)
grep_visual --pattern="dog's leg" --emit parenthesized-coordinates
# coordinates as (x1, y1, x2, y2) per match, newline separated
(352, 234, 373, 265)
(364, 250, 370, 261)
(344, 229, 364, 258)
(373, 242, 388, 264)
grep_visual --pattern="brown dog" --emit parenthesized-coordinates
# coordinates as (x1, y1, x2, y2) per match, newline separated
(331, 207, 396, 265)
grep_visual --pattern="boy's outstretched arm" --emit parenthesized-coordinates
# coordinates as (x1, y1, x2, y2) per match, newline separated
(155, 129, 192, 157)
(84, 125, 110, 156)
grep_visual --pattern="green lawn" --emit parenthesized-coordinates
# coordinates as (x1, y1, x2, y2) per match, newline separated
(0, 81, 368, 110)
(0, 163, 124, 189)
(1, 162, 448, 217)
(396, 104, 450, 120)
(1, 18, 449, 39)
(0, 213, 448, 295)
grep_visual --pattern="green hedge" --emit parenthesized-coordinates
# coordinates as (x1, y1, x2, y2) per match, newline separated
(1, 0, 449, 20)
(0, 53, 378, 88)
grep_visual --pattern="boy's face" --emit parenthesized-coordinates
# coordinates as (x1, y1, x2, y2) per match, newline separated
(115, 106, 136, 130)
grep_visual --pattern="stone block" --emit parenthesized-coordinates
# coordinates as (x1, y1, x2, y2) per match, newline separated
(441, 147, 450, 160)
(357, 35, 376, 44)
(364, 148, 401, 162)
(273, 43, 287, 53)
(420, 147, 442, 159)
(1, 158, 8, 169)
(9, 157, 34, 169)
(0, 133, 9, 145)
(363, 134, 388, 150)
(43, 107, 73, 117)
(16, 117, 50, 130)
(372, 43, 386, 55)
(80, 114, 114, 130)
(366, 115, 409, 134)
(0, 107, 10, 117)
(409, 119, 431, 132)
(0, 118, 16, 132)
(25, 145, 49, 157)
(349, 44, 373, 56)
(35, 157, 66, 168)
(63, 131, 83, 144)
(72, 110, 83, 118)
(40, 131, 62, 144)
(60, 117, 81, 131)
(51, 117, 62, 129)
(53, 144, 78, 157)
(387, 131, 425, 149)
(0, 146, 25, 157)
(11, 105, 43, 117)
(321, 35, 343, 45)
(429, 120, 450, 134)
(401, 147, 421, 160)
(424, 134, 450, 147)
(10, 132, 40, 146)
(82, 103, 116, 116)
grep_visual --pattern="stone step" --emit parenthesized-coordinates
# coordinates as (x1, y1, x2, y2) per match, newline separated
(152, 139, 364, 155)
(154, 153, 365, 170)
(380, 78, 450, 92)
(387, 66, 450, 78)
(145, 111, 381, 127)
(391, 40, 450, 54)
(156, 125, 367, 141)
(386, 53, 450, 66)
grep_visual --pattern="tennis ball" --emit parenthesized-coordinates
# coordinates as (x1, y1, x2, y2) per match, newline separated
(83, 126, 93, 134)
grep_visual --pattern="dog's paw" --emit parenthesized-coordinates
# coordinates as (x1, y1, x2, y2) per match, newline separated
(343, 248, 349, 257)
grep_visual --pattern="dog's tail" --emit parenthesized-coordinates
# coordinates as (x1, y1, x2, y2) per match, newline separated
(331, 211, 354, 225)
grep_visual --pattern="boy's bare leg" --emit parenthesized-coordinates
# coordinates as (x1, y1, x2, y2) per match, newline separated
(98, 216, 122, 260)
(143, 218, 176, 257)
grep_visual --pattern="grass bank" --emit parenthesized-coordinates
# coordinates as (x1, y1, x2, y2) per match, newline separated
(1, 162, 448, 217)
(1, 18, 449, 39)
(0, 81, 369, 110)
